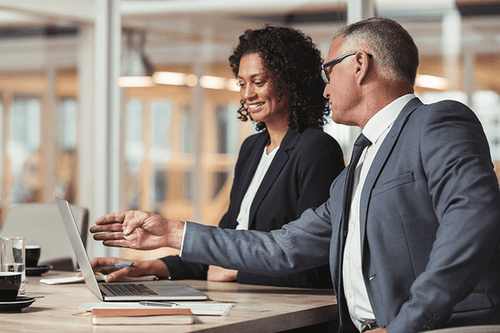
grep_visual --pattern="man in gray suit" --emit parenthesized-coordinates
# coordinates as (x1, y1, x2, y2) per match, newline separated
(91, 18, 500, 332)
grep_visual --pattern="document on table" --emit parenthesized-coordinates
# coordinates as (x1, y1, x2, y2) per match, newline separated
(40, 275, 86, 285)
(78, 302, 234, 316)
(39, 273, 157, 285)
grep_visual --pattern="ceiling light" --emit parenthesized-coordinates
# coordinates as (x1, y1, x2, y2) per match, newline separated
(415, 74, 449, 90)
(147, 71, 238, 91)
(199, 75, 227, 90)
(153, 72, 189, 86)
(119, 76, 154, 87)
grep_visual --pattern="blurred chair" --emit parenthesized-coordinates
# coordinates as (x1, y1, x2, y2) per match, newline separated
(0, 202, 89, 271)
(428, 326, 500, 332)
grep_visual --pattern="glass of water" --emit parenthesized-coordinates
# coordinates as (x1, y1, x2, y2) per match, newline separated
(1, 237, 26, 295)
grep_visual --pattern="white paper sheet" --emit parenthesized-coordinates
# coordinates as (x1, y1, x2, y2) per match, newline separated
(39, 273, 157, 285)
(78, 301, 234, 316)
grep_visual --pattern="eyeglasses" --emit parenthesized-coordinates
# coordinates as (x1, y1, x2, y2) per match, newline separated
(320, 51, 373, 84)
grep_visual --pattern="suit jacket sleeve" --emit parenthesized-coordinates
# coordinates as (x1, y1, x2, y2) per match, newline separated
(181, 201, 335, 277)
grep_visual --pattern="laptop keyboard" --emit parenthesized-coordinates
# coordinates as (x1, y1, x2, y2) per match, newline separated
(102, 283, 159, 296)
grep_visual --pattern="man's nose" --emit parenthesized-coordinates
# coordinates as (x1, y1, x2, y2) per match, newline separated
(323, 84, 329, 99)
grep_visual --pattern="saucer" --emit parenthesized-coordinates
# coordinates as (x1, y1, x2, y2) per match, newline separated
(0, 296, 36, 311)
(26, 265, 51, 276)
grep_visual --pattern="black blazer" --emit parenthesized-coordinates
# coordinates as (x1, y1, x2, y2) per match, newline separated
(161, 126, 344, 288)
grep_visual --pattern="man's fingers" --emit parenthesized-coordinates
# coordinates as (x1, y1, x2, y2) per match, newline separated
(95, 212, 127, 225)
(93, 231, 125, 241)
(90, 226, 123, 234)
(90, 222, 124, 234)
(122, 212, 148, 235)
(92, 211, 144, 235)
(102, 239, 128, 248)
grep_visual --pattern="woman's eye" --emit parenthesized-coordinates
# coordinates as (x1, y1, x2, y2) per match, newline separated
(254, 81, 265, 87)
(238, 82, 246, 88)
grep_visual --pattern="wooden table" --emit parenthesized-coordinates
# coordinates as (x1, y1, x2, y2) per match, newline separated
(1, 271, 337, 332)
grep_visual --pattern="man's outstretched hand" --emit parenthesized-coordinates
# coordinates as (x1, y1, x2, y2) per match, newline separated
(90, 210, 185, 251)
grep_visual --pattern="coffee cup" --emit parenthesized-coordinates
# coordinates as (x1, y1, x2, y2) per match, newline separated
(25, 245, 41, 268)
(0, 272, 21, 301)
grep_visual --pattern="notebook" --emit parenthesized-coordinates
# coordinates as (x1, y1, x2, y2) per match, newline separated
(55, 197, 208, 301)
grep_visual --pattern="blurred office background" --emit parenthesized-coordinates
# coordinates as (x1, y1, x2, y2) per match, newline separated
(0, 0, 499, 260)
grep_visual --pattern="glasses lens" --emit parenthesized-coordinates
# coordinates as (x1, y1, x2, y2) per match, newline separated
(321, 68, 330, 84)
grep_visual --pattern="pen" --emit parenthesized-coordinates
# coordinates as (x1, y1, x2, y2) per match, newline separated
(94, 261, 134, 270)
(139, 301, 179, 308)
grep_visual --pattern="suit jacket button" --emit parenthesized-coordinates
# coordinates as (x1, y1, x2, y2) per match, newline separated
(433, 313, 440, 320)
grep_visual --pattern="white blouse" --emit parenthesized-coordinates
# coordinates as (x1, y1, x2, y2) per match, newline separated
(235, 145, 279, 230)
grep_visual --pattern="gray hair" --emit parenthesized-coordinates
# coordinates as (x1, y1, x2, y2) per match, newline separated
(333, 17, 419, 85)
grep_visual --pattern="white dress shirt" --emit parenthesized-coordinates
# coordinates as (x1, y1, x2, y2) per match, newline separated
(236, 145, 279, 230)
(342, 94, 415, 331)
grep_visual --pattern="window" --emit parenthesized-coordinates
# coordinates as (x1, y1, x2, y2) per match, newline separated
(58, 98, 77, 150)
(216, 103, 240, 155)
(150, 100, 173, 210)
(124, 99, 144, 210)
(8, 97, 41, 204)
(54, 98, 79, 200)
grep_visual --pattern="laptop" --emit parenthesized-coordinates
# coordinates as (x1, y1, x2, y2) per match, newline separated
(55, 197, 208, 301)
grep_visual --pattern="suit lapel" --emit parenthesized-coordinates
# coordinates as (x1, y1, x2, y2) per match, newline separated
(334, 98, 422, 331)
(248, 127, 298, 229)
(359, 97, 423, 251)
(227, 132, 269, 229)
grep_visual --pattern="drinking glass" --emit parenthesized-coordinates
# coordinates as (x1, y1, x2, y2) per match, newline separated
(1, 237, 26, 295)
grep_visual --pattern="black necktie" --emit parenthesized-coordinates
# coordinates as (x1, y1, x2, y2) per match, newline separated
(337, 133, 372, 330)
(343, 133, 372, 217)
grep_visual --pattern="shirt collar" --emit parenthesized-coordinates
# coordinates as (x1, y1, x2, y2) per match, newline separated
(362, 94, 415, 144)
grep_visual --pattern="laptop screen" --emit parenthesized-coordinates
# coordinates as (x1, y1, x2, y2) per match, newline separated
(56, 197, 208, 302)
(56, 197, 104, 300)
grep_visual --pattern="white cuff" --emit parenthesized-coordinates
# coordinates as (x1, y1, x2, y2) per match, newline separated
(178, 221, 188, 257)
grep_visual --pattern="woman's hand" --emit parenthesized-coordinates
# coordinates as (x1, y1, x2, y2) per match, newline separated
(207, 266, 238, 282)
(82, 257, 170, 282)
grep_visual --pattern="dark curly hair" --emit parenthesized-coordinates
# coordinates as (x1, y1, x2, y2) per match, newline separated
(229, 26, 329, 132)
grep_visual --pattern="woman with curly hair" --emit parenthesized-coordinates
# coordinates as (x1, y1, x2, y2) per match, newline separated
(229, 25, 330, 133)
(88, 26, 344, 289)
